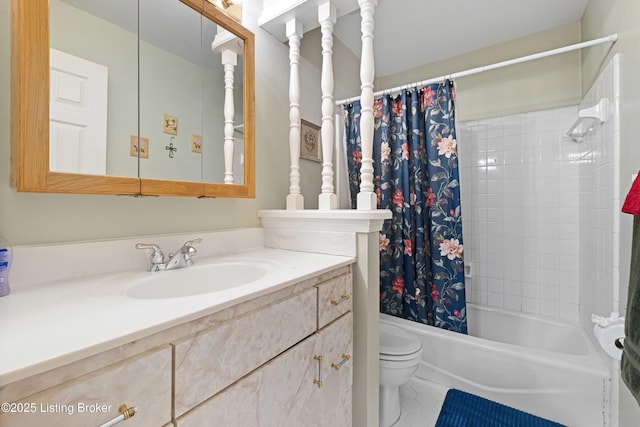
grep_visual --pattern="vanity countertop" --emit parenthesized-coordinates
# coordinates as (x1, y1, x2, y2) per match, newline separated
(0, 248, 355, 387)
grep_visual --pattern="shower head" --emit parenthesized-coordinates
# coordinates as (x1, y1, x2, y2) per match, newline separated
(564, 98, 610, 142)
(579, 98, 610, 123)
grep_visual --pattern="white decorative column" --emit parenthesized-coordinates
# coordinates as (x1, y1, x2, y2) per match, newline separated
(356, 0, 377, 210)
(212, 29, 243, 185)
(286, 19, 305, 210)
(221, 50, 237, 184)
(318, 1, 337, 210)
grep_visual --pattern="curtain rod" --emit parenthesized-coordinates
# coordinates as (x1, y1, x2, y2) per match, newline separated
(336, 34, 618, 105)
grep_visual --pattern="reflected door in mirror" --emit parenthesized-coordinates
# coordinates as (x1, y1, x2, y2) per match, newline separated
(49, 49, 108, 175)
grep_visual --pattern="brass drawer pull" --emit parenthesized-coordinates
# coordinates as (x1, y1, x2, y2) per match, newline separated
(330, 294, 351, 305)
(331, 354, 351, 371)
(99, 404, 137, 427)
(313, 355, 323, 388)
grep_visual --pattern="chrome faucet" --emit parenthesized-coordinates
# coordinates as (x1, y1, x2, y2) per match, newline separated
(135, 238, 202, 272)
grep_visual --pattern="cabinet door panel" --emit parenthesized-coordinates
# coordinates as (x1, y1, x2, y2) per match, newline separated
(173, 287, 317, 416)
(318, 312, 353, 427)
(176, 334, 321, 427)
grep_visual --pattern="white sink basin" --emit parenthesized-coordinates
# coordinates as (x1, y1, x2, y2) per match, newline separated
(125, 261, 270, 299)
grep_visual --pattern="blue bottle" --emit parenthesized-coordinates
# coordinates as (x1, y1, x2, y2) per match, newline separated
(0, 236, 12, 297)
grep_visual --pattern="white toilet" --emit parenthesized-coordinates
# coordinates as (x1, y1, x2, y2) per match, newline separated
(379, 321, 423, 427)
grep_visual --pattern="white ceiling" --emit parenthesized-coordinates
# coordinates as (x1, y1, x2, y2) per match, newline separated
(332, 0, 590, 77)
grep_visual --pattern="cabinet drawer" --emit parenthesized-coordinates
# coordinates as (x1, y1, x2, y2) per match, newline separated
(173, 287, 317, 416)
(317, 273, 352, 328)
(0, 346, 172, 427)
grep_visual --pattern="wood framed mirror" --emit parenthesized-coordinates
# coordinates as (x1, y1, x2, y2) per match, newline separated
(10, 0, 255, 198)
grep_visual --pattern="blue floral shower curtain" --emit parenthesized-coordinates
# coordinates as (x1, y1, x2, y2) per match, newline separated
(344, 80, 467, 333)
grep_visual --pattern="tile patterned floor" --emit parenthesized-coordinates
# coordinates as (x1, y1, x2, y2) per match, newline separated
(392, 378, 449, 427)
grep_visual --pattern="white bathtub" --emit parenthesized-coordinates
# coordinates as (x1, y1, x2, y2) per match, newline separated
(380, 304, 610, 427)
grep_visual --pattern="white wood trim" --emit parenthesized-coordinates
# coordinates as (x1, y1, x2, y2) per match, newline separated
(258, 209, 391, 233)
(258, 0, 359, 42)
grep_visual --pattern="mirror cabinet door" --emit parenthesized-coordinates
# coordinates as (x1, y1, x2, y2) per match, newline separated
(49, 0, 139, 178)
(138, 0, 245, 185)
(139, 0, 205, 183)
(11, 0, 254, 197)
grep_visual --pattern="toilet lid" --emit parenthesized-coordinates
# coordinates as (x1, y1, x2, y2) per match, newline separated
(380, 322, 422, 356)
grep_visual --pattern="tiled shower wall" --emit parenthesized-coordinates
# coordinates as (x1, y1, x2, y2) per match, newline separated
(577, 54, 620, 332)
(576, 54, 620, 427)
(458, 55, 619, 329)
(458, 106, 585, 321)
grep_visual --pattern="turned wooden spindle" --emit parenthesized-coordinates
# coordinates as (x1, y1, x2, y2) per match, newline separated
(356, 0, 377, 210)
(286, 18, 305, 210)
(318, 1, 337, 210)
(221, 50, 237, 184)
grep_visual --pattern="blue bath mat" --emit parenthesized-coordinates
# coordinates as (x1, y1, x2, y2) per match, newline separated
(435, 389, 566, 427)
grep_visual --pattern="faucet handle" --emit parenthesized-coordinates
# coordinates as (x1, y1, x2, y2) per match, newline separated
(183, 238, 202, 247)
(135, 243, 165, 264)
(182, 238, 202, 255)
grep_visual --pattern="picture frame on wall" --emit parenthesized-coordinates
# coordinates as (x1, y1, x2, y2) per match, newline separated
(300, 119, 321, 162)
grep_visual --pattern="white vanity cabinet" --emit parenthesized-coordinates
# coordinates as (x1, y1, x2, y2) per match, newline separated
(0, 346, 172, 427)
(175, 269, 353, 427)
(1, 264, 353, 427)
